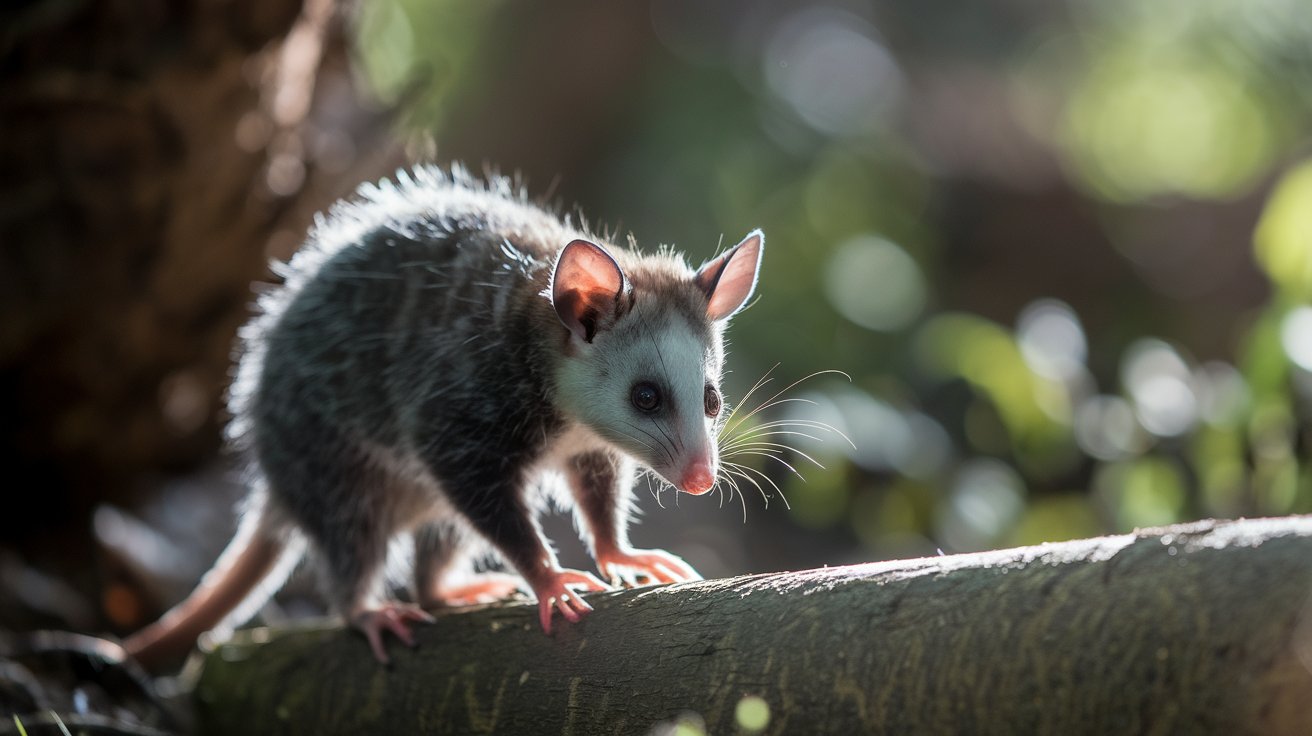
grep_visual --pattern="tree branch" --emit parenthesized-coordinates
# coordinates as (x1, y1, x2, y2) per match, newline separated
(193, 517, 1312, 734)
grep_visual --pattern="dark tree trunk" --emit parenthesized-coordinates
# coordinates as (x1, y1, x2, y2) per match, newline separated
(192, 517, 1312, 735)
(0, 0, 655, 562)
(0, 0, 398, 549)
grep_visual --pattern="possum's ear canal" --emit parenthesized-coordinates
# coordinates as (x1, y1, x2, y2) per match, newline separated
(552, 239, 629, 343)
(695, 230, 764, 321)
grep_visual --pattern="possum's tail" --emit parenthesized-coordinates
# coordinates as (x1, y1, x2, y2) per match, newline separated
(123, 500, 303, 671)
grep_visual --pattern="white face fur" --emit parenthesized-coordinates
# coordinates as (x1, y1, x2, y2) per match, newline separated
(556, 304, 724, 491)
(549, 231, 763, 494)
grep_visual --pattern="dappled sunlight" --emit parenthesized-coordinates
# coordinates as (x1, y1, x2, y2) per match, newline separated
(356, 0, 416, 99)
(1075, 395, 1147, 462)
(1256, 159, 1312, 299)
(1056, 0, 1306, 203)
(1280, 308, 1312, 374)
(1194, 361, 1250, 427)
(1010, 494, 1104, 546)
(1062, 50, 1278, 202)
(786, 387, 950, 479)
(824, 236, 926, 332)
(763, 8, 903, 138)
(915, 313, 1068, 445)
(1121, 339, 1199, 438)
(1096, 458, 1188, 531)
(1017, 299, 1087, 383)
(354, 0, 498, 123)
(936, 459, 1026, 553)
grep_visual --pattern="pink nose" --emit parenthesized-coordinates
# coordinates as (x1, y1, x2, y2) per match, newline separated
(681, 462, 716, 495)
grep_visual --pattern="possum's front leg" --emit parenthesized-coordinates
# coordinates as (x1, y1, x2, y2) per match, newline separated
(567, 451, 701, 585)
(440, 474, 609, 632)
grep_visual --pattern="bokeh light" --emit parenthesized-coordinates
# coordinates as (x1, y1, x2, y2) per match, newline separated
(824, 236, 927, 332)
(1017, 299, 1087, 382)
(1063, 51, 1278, 202)
(1121, 340, 1199, 438)
(1075, 395, 1147, 462)
(937, 459, 1026, 552)
(763, 9, 903, 137)
(1056, 0, 1304, 203)
(1281, 307, 1312, 373)
(1255, 159, 1312, 299)
(1096, 457, 1187, 531)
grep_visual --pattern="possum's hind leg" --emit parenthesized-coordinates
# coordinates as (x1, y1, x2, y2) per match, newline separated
(263, 428, 432, 664)
(311, 462, 434, 663)
(413, 523, 525, 608)
(311, 490, 435, 663)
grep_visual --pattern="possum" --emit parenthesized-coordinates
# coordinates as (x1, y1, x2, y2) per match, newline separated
(122, 166, 764, 667)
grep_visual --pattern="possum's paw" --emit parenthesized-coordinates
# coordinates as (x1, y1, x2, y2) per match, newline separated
(532, 568, 609, 634)
(597, 547, 702, 586)
(428, 572, 526, 608)
(351, 602, 436, 664)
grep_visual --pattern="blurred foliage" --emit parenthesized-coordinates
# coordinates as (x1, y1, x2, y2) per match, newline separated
(1256, 159, 1312, 299)
(353, 0, 498, 126)
(353, 0, 1312, 562)
(1057, 0, 1306, 202)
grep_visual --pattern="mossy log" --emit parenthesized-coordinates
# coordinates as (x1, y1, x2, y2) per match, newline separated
(193, 517, 1312, 735)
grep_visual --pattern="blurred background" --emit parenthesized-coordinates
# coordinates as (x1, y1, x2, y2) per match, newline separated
(2, 0, 1311, 637)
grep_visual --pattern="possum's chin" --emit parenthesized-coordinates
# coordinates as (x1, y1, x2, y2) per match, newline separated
(643, 467, 682, 493)
(648, 469, 675, 489)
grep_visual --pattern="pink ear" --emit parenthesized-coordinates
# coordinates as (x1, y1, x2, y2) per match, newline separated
(694, 230, 764, 321)
(551, 239, 627, 342)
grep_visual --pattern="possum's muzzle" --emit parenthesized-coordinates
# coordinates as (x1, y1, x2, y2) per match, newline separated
(679, 458, 716, 495)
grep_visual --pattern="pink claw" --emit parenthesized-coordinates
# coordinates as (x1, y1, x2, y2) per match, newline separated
(597, 547, 702, 586)
(351, 603, 436, 664)
(532, 568, 609, 634)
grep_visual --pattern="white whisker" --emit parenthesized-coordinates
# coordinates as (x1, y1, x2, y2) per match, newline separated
(719, 470, 747, 523)
(724, 369, 850, 436)
(723, 441, 825, 471)
(724, 418, 856, 452)
(707, 366, 853, 520)
(725, 461, 791, 510)
(722, 464, 768, 510)
(720, 363, 779, 429)
(720, 430, 825, 453)
(727, 450, 808, 480)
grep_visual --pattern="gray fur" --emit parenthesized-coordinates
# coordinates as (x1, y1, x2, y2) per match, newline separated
(217, 165, 759, 626)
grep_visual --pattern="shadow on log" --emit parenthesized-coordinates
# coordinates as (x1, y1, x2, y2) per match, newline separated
(192, 517, 1312, 735)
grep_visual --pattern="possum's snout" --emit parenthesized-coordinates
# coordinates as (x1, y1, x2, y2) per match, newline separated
(679, 455, 717, 495)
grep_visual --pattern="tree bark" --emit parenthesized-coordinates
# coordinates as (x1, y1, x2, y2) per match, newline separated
(191, 516, 1312, 735)
(0, 0, 399, 548)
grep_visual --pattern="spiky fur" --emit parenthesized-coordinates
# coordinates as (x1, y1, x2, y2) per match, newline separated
(126, 165, 759, 666)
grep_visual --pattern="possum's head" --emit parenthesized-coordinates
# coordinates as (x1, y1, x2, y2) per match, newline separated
(549, 231, 763, 495)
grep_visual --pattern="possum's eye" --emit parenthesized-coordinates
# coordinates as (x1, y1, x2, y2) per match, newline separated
(704, 385, 722, 418)
(631, 382, 662, 413)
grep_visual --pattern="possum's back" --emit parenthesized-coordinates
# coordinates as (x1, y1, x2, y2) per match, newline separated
(228, 168, 576, 458)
